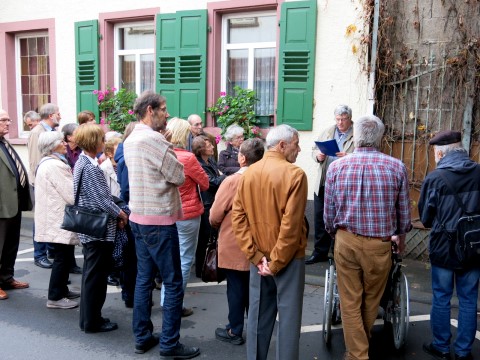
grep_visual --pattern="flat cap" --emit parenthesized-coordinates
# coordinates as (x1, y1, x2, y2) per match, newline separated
(429, 130, 461, 146)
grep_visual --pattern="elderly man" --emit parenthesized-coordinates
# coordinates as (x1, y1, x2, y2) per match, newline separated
(306, 104, 354, 264)
(28, 103, 61, 269)
(232, 124, 308, 360)
(124, 91, 200, 359)
(24, 111, 40, 130)
(0, 109, 32, 300)
(418, 130, 480, 360)
(186, 114, 218, 161)
(324, 115, 411, 360)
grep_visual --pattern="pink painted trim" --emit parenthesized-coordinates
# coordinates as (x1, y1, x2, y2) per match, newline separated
(206, 0, 284, 127)
(0, 18, 56, 139)
(99, 8, 159, 91)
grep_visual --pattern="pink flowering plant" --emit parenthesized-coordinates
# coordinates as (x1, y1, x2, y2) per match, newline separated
(93, 86, 137, 133)
(207, 86, 261, 139)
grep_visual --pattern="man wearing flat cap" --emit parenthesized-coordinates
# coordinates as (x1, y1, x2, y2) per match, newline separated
(418, 130, 480, 360)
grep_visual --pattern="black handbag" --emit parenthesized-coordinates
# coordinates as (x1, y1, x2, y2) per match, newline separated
(201, 229, 226, 283)
(61, 167, 109, 238)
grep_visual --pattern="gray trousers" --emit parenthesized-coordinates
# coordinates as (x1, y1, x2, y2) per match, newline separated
(247, 258, 305, 360)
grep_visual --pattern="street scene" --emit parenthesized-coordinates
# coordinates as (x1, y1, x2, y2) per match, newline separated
(0, 212, 478, 360)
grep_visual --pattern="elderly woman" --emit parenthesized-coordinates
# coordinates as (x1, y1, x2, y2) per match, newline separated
(74, 124, 128, 333)
(62, 123, 81, 169)
(210, 138, 265, 345)
(192, 135, 226, 277)
(218, 124, 244, 175)
(159, 118, 209, 316)
(35, 131, 80, 309)
(100, 137, 122, 197)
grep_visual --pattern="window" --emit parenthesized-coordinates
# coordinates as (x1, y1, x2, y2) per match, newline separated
(221, 13, 276, 116)
(114, 22, 155, 94)
(16, 33, 51, 138)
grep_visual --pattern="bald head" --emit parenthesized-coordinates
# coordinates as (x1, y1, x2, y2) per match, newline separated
(188, 114, 203, 136)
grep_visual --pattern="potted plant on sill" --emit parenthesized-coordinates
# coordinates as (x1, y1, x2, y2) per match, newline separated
(93, 86, 137, 133)
(207, 85, 262, 139)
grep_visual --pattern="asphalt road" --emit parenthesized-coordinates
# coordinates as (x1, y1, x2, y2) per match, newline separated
(0, 212, 479, 359)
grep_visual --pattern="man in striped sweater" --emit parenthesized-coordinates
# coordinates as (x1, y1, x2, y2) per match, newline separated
(124, 91, 200, 359)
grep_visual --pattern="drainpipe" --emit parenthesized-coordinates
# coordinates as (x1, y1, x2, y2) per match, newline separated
(367, 0, 380, 115)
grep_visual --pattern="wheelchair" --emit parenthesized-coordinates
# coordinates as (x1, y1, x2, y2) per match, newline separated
(322, 242, 409, 350)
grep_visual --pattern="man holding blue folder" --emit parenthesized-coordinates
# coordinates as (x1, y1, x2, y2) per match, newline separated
(306, 105, 354, 264)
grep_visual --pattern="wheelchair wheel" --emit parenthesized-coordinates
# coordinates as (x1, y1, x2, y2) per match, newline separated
(322, 263, 335, 346)
(391, 272, 409, 350)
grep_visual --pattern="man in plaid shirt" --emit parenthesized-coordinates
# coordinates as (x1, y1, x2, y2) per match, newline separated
(324, 115, 411, 360)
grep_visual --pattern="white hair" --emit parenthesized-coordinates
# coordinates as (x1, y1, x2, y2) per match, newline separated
(265, 124, 298, 149)
(224, 124, 244, 141)
(353, 115, 385, 148)
(38, 131, 64, 157)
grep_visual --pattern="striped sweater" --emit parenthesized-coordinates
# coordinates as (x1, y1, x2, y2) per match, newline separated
(123, 123, 184, 225)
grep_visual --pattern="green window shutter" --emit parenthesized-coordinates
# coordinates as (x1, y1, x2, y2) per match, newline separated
(277, 1, 317, 131)
(156, 10, 207, 121)
(74, 20, 99, 120)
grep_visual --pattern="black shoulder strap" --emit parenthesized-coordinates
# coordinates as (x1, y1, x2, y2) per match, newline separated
(437, 170, 468, 213)
(73, 167, 85, 206)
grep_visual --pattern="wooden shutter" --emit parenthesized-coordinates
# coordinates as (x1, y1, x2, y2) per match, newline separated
(276, 1, 317, 130)
(74, 20, 99, 120)
(156, 10, 207, 120)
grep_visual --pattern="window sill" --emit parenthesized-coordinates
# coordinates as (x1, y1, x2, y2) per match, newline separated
(7, 137, 28, 145)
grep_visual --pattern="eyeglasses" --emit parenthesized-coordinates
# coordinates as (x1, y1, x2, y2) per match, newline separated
(192, 122, 202, 127)
(0, 118, 12, 123)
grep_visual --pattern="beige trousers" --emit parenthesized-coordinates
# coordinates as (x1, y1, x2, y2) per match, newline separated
(334, 229, 392, 360)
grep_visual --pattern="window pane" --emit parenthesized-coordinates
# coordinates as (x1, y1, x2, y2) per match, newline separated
(228, 15, 276, 44)
(254, 48, 275, 116)
(140, 54, 154, 92)
(119, 25, 154, 50)
(120, 55, 136, 92)
(227, 49, 248, 95)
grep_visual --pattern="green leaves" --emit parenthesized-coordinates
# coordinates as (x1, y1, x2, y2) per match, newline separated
(94, 86, 137, 133)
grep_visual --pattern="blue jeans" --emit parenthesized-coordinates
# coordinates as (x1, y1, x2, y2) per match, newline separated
(430, 265, 480, 357)
(131, 222, 183, 351)
(161, 216, 200, 306)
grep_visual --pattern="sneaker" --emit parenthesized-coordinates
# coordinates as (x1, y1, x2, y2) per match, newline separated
(66, 290, 81, 299)
(46, 298, 79, 309)
(182, 307, 193, 317)
(159, 343, 200, 359)
(215, 327, 245, 345)
(135, 334, 159, 354)
(423, 342, 451, 360)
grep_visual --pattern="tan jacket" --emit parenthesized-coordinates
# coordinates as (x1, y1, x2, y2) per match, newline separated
(312, 124, 354, 195)
(232, 151, 308, 275)
(27, 122, 47, 186)
(210, 169, 249, 271)
(34, 155, 79, 245)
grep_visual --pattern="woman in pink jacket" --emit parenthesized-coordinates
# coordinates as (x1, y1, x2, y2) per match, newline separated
(161, 118, 209, 317)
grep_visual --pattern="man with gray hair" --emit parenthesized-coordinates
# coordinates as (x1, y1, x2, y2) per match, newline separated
(23, 111, 40, 130)
(232, 124, 308, 360)
(28, 103, 61, 269)
(324, 115, 411, 360)
(306, 104, 354, 264)
(418, 130, 480, 360)
(186, 114, 218, 161)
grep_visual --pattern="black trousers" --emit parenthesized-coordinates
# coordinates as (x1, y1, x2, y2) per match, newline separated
(225, 269, 249, 336)
(195, 206, 212, 277)
(79, 241, 113, 331)
(121, 226, 137, 303)
(0, 211, 22, 283)
(313, 187, 332, 256)
(48, 243, 74, 301)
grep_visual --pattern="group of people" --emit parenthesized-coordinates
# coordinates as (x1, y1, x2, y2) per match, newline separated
(0, 94, 479, 360)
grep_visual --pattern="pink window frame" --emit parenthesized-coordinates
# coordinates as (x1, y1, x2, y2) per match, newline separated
(98, 8, 159, 92)
(0, 19, 57, 143)
(206, 0, 284, 127)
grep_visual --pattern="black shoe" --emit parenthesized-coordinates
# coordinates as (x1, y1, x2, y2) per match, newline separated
(84, 321, 118, 333)
(215, 327, 244, 345)
(305, 253, 328, 265)
(455, 354, 473, 360)
(107, 275, 120, 286)
(125, 299, 134, 308)
(423, 342, 451, 360)
(69, 266, 82, 274)
(34, 257, 53, 269)
(159, 343, 200, 359)
(182, 307, 193, 317)
(135, 334, 159, 354)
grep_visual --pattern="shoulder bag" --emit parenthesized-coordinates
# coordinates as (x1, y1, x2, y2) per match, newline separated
(201, 228, 226, 283)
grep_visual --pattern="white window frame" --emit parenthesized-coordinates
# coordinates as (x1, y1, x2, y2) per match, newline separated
(113, 21, 154, 95)
(15, 31, 48, 139)
(220, 11, 276, 93)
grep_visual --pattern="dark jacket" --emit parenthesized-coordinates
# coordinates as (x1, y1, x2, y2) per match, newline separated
(196, 156, 226, 209)
(114, 142, 130, 203)
(218, 144, 240, 175)
(418, 150, 480, 270)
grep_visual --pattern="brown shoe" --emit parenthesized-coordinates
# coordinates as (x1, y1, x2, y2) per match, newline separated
(3, 279, 29, 290)
(0, 288, 8, 300)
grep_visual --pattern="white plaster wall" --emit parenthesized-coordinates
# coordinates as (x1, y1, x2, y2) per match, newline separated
(1, 0, 368, 199)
